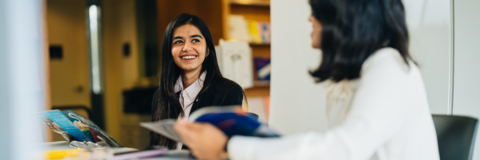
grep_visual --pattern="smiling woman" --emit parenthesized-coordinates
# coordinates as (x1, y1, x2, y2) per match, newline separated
(150, 13, 246, 150)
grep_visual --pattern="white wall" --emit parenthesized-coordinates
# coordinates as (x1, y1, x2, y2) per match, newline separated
(403, 0, 453, 115)
(452, 0, 480, 159)
(269, 0, 328, 135)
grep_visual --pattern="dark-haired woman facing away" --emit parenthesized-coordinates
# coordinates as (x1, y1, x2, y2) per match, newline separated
(174, 0, 440, 159)
(150, 13, 245, 150)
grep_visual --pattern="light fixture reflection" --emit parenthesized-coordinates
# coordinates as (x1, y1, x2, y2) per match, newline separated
(88, 5, 102, 94)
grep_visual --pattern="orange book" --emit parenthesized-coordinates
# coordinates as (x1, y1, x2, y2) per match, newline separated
(264, 96, 270, 119)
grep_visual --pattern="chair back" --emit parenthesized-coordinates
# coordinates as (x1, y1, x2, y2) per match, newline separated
(432, 115, 479, 160)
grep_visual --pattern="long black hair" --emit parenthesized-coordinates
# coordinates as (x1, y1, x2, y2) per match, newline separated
(152, 13, 238, 147)
(309, 0, 412, 82)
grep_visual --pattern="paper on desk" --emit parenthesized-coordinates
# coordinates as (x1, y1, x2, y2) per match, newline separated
(140, 120, 183, 143)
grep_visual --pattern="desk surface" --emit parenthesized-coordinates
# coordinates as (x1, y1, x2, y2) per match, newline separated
(140, 150, 195, 160)
(39, 141, 197, 160)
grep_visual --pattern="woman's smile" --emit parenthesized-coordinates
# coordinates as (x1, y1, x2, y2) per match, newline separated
(180, 54, 198, 60)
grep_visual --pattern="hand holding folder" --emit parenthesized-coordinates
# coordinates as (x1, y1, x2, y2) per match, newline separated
(141, 106, 279, 143)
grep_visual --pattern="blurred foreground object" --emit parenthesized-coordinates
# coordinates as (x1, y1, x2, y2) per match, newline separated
(0, 0, 46, 159)
(37, 141, 137, 160)
(44, 148, 83, 160)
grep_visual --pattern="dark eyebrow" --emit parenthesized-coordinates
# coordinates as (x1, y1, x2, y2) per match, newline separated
(191, 35, 203, 39)
(173, 36, 183, 40)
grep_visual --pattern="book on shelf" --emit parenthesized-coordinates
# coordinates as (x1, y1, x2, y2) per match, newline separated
(140, 106, 279, 143)
(248, 20, 271, 44)
(228, 15, 250, 42)
(39, 110, 123, 147)
(254, 57, 271, 81)
(216, 41, 254, 89)
(228, 15, 271, 44)
(256, 21, 271, 44)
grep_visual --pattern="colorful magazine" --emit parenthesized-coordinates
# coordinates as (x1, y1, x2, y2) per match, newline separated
(38, 114, 75, 142)
(41, 110, 92, 142)
(39, 110, 123, 147)
(62, 110, 123, 147)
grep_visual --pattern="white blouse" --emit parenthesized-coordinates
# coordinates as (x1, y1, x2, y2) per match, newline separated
(228, 48, 440, 160)
(174, 71, 206, 150)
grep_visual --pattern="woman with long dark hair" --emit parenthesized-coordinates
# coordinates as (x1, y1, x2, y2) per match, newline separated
(150, 13, 245, 150)
(174, 0, 440, 159)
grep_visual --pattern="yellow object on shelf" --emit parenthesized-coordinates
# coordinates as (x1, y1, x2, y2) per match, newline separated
(248, 20, 262, 44)
(44, 148, 84, 159)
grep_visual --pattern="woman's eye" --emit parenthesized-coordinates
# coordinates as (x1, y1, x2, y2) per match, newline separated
(174, 40, 183, 44)
(192, 39, 200, 43)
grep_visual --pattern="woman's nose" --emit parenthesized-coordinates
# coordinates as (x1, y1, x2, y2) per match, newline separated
(182, 41, 193, 52)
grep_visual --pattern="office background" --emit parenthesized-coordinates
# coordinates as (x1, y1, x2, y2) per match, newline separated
(0, 0, 479, 159)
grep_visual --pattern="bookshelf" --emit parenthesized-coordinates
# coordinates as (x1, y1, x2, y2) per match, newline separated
(230, 0, 270, 6)
(226, 0, 271, 97)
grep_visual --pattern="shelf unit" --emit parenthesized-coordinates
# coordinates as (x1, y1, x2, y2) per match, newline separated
(226, 0, 271, 97)
(230, 0, 270, 6)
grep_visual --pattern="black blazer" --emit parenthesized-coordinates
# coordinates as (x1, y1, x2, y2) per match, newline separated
(149, 78, 244, 149)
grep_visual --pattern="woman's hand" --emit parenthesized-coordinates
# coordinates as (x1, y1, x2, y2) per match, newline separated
(174, 120, 228, 160)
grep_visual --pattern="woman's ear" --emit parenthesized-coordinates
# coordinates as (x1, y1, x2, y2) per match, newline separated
(206, 48, 210, 56)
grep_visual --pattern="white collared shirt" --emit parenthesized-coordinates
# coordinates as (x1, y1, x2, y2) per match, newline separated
(228, 48, 440, 160)
(174, 71, 207, 150)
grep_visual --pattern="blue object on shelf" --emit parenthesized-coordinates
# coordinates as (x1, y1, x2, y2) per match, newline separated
(254, 57, 271, 81)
